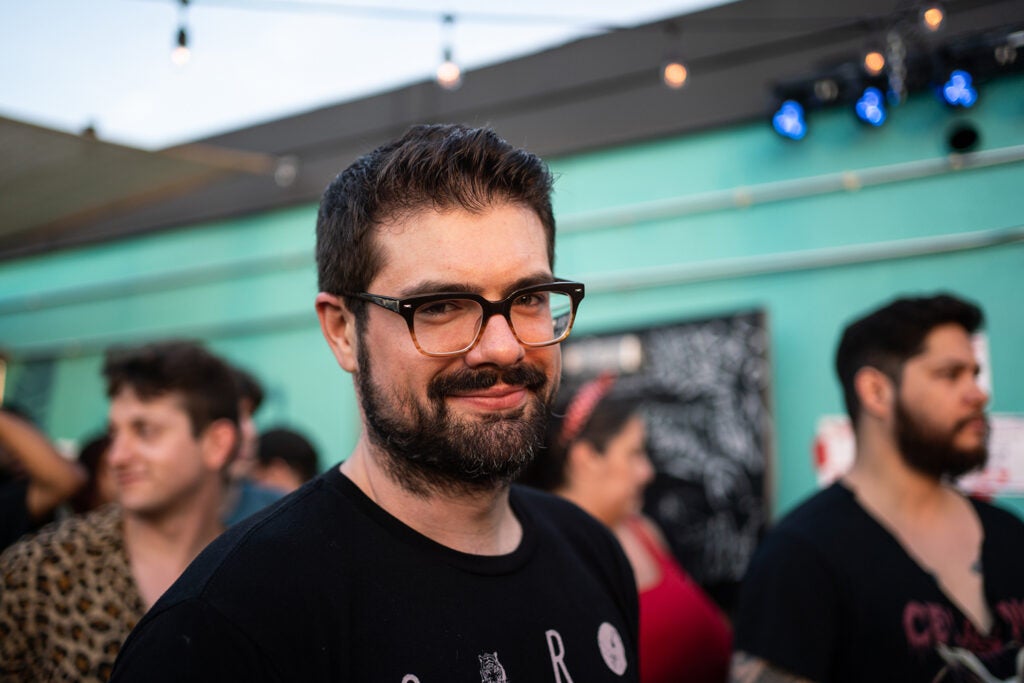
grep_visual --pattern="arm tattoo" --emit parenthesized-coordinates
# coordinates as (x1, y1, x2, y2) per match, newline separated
(730, 651, 817, 683)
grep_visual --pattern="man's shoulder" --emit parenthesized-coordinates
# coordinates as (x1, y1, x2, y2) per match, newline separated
(510, 484, 631, 578)
(971, 497, 1024, 555)
(770, 482, 860, 539)
(746, 482, 873, 574)
(152, 471, 351, 605)
(511, 484, 609, 538)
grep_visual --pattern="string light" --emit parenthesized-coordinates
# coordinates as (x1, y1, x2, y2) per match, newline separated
(171, 0, 191, 66)
(659, 21, 689, 90)
(863, 50, 885, 76)
(436, 14, 462, 90)
(662, 60, 688, 89)
(171, 27, 191, 66)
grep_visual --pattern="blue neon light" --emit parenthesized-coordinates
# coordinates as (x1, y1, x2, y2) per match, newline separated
(773, 100, 806, 140)
(942, 70, 977, 107)
(855, 87, 887, 126)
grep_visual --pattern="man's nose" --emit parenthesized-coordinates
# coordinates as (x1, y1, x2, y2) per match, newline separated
(463, 313, 525, 367)
(105, 434, 131, 466)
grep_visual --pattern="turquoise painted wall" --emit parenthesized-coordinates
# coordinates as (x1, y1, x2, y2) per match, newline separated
(1, 75, 1021, 521)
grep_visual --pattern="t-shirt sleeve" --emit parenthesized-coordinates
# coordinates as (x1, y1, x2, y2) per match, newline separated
(110, 598, 279, 682)
(733, 528, 840, 682)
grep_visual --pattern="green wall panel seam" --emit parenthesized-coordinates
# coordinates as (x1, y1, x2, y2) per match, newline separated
(558, 143, 1024, 233)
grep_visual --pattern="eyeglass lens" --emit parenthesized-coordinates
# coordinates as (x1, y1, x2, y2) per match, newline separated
(412, 289, 574, 355)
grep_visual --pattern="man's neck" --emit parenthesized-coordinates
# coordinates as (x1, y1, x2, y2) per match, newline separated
(122, 485, 225, 607)
(844, 428, 955, 519)
(341, 437, 522, 556)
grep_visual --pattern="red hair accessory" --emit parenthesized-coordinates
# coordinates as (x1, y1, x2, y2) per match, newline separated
(557, 372, 617, 447)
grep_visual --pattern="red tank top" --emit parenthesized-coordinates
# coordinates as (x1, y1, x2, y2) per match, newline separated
(628, 517, 733, 683)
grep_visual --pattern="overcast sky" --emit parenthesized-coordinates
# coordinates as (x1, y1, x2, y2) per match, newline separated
(1, 0, 731, 150)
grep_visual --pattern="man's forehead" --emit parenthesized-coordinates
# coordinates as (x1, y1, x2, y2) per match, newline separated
(110, 388, 187, 419)
(370, 203, 552, 292)
(917, 324, 977, 364)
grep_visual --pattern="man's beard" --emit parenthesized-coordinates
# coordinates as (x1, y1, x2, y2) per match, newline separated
(895, 398, 988, 481)
(355, 341, 554, 497)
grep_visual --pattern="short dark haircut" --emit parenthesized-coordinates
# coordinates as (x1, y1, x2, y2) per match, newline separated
(835, 293, 984, 425)
(257, 427, 320, 483)
(232, 366, 264, 413)
(316, 123, 556, 317)
(103, 340, 240, 436)
(518, 376, 637, 492)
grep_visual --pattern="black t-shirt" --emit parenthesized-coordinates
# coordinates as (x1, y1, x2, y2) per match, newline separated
(110, 466, 640, 682)
(734, 482, 1024, 682)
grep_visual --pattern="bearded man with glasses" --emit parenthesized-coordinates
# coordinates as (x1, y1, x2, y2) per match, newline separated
(111, 124, 639, 682)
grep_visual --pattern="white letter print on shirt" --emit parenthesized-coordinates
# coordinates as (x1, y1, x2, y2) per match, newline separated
(545, 629, 575, 683)
(597, 622, 628, 676)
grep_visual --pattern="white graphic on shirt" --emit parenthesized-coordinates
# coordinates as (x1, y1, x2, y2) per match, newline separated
(401, 677, 420, 683)
(545, 629, 575, 683)
(597, 622, 628, 676)
(478, 652, 508, 683)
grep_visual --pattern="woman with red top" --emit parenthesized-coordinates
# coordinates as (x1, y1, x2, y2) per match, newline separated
(519, 374, 732, 683)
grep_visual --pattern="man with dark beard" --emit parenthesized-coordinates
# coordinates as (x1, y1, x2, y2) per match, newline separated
(110, 124, 639, 682)
(731, 294, 1024, 683)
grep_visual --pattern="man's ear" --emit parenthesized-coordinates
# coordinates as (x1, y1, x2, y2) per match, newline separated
(854, 366, 895, 420)
(201, 419, 239, 472)
(315, 293, 359, 373)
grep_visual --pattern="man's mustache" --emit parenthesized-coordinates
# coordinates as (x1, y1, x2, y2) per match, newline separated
(428, 364, 548, 400)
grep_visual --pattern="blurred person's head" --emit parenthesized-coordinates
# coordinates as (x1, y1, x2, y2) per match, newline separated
(252, 427, 320, 493)
(836, 293, 989, 479)
(69, 432, 117, 513)
(103, 340, 239, 518)
(519, 374, 654, 527)
(230, 366, 264, 480)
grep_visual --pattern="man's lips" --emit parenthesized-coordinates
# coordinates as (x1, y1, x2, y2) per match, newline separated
(447, 384, 529, 410)
(955, 414, 989, 439)
(115, 471, 145, 488)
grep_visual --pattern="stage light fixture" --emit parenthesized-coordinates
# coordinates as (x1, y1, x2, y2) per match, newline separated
(773, 100, 807, 140)
(921, 5, 945, 32)
(855, 87, 887, 126)
(863, 51, 886, 76)
(941, 70, 977, 107)
(662, 60, 688, 89)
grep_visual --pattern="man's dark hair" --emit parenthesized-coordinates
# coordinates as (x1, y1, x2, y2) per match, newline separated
(232, 366, 264, 413)
(835, 293, 983, 425)
(103, 340, 239, 436)
(316, 123, 556, 318)
(257, 427, 320, 483)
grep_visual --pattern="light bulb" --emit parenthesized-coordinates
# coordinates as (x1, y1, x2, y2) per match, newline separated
(436, 60, 462, 90)
(662, 61, 688, 89)
(863, 51, 885, 75)
(922, 6, 945, 32)
(171, 26, 190, 66)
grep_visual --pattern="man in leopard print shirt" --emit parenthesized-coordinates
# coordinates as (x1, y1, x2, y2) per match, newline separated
(0, 340, 239, 682)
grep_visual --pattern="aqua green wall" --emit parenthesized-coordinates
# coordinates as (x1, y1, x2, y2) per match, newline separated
(1, 75, 1021, 520)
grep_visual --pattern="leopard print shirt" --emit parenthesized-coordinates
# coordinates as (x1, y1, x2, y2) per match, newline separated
(0, 504, 145, 682)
